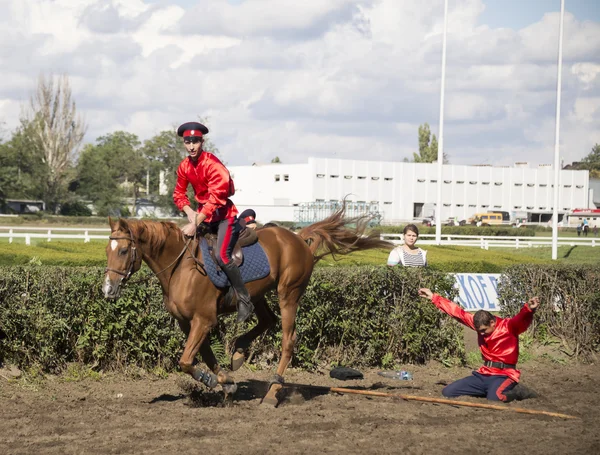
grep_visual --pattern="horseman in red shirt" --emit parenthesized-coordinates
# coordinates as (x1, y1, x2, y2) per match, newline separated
(173, 121, 254, 322)
(418, 288, 540, 402)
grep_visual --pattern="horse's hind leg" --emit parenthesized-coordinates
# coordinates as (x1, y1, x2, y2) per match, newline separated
(231, 296, 277, 371)
(262, 288, 301, 406)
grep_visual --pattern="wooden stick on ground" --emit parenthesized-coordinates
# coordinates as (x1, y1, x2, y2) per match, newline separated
(286, 384, 579, 420)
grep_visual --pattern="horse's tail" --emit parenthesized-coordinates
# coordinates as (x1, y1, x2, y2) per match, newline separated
(297, 203, 394, 263)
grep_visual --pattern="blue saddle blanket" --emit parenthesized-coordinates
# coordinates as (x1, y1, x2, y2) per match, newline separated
(200, 238, 271, 288)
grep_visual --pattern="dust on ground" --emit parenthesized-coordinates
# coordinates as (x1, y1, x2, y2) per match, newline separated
(1, 359, 598, 455)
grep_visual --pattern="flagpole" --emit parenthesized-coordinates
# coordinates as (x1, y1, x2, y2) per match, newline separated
(552, 0, 565, 260)
(436, 0, 448, 245)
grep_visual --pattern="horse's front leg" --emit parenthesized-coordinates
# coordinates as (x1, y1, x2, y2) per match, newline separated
(179, 318, 218, 388)
(199, 341, 237, 395)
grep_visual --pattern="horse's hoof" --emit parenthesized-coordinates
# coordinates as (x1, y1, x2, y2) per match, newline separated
(231, 351, 245, 371)
(260, 383, 282, 407)
(222, 383, 238, 396)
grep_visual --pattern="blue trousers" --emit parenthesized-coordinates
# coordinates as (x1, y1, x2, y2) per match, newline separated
(442, 371, 516, 402)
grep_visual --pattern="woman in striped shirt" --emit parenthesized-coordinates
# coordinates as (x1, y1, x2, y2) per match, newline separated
(387, 224, 428, 267)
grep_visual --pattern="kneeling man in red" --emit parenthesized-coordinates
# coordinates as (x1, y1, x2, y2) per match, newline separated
(418, 288, 540, 402)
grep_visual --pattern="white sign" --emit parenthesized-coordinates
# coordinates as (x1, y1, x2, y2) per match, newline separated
(453, 273, 501, 312)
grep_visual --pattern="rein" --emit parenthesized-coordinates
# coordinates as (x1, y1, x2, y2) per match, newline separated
(105, 234, 197, 285)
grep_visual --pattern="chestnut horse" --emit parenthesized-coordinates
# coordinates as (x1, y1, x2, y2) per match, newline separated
(102, 208, 392, 405)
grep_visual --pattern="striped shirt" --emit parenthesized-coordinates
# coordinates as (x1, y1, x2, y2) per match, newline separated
(387, 247, 427, 267)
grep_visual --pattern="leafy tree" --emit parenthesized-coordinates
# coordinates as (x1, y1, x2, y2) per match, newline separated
(578, 143, 600, 178)
(74, 132, 144, 216)
(271, 156, 281, 163)
(27, 74, 86, 212)
(412, 123, 449, 164)
(0, 120, 48, 208)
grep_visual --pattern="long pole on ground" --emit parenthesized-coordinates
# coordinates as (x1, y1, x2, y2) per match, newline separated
(552, 0, 565, 260)
(293, 385, 577, 419)
(435, 0, 449, 246)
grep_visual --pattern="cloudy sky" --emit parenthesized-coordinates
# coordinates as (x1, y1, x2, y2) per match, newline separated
(1, 0, 599, 167)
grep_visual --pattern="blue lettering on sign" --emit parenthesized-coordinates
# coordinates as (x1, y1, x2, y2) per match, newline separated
(457, 275, 476, 309)
(467, 275, 486, 309)
(454, 273, 501, 311)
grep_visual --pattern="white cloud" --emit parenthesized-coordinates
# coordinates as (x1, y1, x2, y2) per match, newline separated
(0, 0, 599, 168)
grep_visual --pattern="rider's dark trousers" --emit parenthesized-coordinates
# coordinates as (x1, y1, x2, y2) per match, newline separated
(442, 371, 517, 402)
(206, 217, 241, 266)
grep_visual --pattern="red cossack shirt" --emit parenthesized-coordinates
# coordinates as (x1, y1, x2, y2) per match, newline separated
(173, 152, 238, 223)
(431, 294, 534, 382)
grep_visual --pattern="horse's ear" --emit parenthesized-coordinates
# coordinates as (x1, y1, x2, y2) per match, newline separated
(108, 216, 117, 231)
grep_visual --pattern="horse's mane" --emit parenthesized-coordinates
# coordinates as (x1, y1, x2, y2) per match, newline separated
(125, 219, 184, 256)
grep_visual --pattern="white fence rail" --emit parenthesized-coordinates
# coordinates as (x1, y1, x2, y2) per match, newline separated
(381, 233, 597, 249)
(1, 226, 598, 249)
(0, 226, 110, 245)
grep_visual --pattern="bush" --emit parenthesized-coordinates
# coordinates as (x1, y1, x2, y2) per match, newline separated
(379, 225, 536, 237)
(59, 201, 92, 217)
(498, 264, 600, 359)
(0, 266, 465, 372)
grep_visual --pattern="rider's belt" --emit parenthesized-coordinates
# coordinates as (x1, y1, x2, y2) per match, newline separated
(483, 360, 517, 369)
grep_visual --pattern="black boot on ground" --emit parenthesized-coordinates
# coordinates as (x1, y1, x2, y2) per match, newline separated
(221, 262, 255, 323)
(504, 383, 539, 402)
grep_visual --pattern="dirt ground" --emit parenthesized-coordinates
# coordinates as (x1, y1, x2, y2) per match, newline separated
(1, 360, 599, 455)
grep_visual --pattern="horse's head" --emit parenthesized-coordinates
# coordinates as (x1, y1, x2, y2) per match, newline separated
(103, 217, 143, 299)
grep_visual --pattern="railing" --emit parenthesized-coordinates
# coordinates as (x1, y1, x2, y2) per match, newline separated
(0, 226, 110, 245)
(1, 226, 598, 249)
(381, 233, 597, 249)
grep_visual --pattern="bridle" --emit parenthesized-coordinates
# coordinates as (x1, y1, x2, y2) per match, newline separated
(105, 234, 139, 282)
(105, 232, 198, 286)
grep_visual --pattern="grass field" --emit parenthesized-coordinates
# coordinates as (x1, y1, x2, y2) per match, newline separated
(1, 237, 598, 271)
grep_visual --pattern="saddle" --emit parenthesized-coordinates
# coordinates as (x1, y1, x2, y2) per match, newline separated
(198, 225, 258, 267)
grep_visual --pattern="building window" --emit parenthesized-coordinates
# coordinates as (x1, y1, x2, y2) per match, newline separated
(527, 206, 534, 209)
(576, 185, 583, 189)
(481, 204, 489, 208)
(457, 180, 464, 184)
(330, 175, 339, 178)
(514, 183, 523, 187)
(494, 182, 502, 186)
(540, 184, 547, 187)
(539, 207, 546, 210)
(444, 180, 452, 184)
(417, 178, 426, 183)
(316, 174, 325, 178)
(371, 176, 379, 181)
(564, 184, 572, 188)
(456, 204, 463, 207)
(384, 201, 392, 205)
(316, 199, 325, 202)
(482, 182, 490, 185)
(527, 183, 535, 187)
(494, 205, 501, 209)
(443, 203, 451, 207)
(430, 179, 437, 183)
(384, 177, 393, 181)
(275, 174, 280, 182)
(469, 181, 477, 185)
(469, 204, 476, 208)
(344, 175, 352, 179)
(514, 206, 522, 209)
(284, 174, 289, 181)
(358, 176, 366, 180)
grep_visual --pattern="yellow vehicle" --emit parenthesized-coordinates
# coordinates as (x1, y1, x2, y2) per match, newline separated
(468, 212, 504, 225)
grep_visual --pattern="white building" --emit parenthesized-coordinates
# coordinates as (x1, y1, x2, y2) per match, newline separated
(229, 157, 590, 225)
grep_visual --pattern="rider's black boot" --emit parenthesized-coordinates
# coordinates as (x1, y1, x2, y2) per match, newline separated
(221, 262, 254, 323)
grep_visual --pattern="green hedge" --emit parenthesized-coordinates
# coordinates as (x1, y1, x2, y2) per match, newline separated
(0, 266, 464, 372)
(498, 264, 600, 359)
(2, 264, 598, 374)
